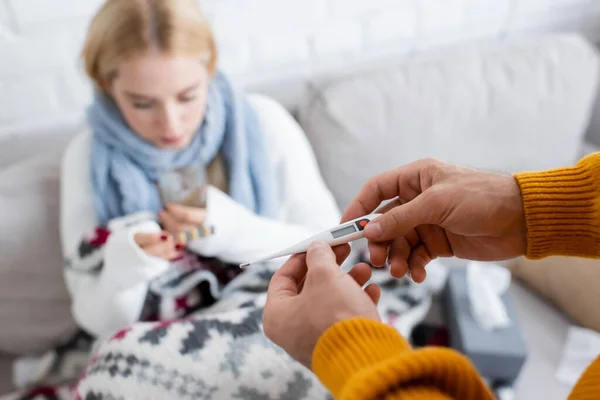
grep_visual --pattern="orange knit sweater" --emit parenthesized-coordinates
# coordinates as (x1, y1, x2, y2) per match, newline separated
(313, 153, 600, 399)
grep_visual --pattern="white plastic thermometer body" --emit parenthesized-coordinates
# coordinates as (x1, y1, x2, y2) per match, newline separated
(239, 213, 381, 268)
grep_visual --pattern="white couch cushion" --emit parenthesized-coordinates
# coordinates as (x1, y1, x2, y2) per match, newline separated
(297, 34, 600, 211)
(0, 153, 78, 355)
(0, 125, 79, 170)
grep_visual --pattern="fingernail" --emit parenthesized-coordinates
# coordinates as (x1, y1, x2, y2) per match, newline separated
(175, 243, 184, 251)
(309, 240, 329, 250)
(364, 222, 382, 238)
(160, 233, 168, 241)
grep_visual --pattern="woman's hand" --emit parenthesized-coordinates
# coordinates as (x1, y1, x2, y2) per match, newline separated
(134, 231, 182, 260)
(159, 204, 207, 237)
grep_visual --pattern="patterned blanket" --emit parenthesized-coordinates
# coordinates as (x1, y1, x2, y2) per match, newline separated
(3, 252, 448, 400)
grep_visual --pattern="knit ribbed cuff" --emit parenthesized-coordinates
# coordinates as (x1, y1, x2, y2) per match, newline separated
(514, 154, 600, 260)
(312, 318, 410, 399)
(312, 318, 495, 400)
(568, 355, 600, 398)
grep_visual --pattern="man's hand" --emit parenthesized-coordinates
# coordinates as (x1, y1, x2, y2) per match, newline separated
(159, 203, 207, 236)
(263, 241, 381, 369)
(342, 158, 527, 282)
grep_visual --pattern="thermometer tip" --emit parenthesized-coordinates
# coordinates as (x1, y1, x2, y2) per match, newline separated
(239, 262, 251, 269)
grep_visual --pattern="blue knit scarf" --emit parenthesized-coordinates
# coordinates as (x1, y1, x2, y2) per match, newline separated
(88, 71, 278, 226)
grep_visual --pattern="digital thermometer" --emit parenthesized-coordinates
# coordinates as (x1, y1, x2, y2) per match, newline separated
(239, 213, 381, 268)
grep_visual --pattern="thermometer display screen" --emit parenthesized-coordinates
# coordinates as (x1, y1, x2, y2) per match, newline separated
(331, 225, 357, 239)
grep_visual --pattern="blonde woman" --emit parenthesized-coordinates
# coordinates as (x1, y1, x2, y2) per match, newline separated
(57, 0, 341, 341)
(12, 0, 340, 397)
(11, 0, 341, 398)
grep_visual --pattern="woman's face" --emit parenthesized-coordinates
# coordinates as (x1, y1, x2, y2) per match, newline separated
(109, 51, 209, 150)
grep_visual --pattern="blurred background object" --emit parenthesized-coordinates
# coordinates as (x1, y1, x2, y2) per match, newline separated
(1, 0, 600, 145)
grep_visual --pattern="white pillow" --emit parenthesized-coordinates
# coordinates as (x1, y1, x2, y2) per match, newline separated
(0, 153, 77, 355)
(297, 34, 599, 211)
(0, 126, 78, 170)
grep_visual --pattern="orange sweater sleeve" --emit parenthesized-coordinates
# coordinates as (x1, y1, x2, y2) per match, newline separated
(313, 318, 600, 400)
(313, 153, 600, 400)
(514, 152, 600, 259)
(313, 318, 495, 400)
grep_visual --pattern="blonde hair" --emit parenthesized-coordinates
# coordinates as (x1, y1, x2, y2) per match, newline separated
(82, 0, 217, 91)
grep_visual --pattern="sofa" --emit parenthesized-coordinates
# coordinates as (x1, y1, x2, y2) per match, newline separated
(1, 33, 599, 398)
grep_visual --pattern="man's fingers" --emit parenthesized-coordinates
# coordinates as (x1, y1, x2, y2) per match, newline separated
(368, 241, 389, 267)
(341, 169, 399, 223)
(409, 267, 427, 283)
(286, 244, 350, 294)
(306, 241, 338, 271)
(348, 263, 372, 287)
(407, 245, 432, 283)
(364, 283, 381, 305)
(374, 198, 402, 214)
(416, 225, 454, 259)
(388, 236, 411, 278)
(333, 244, 352, 266)
(267, 254, 308, 299)
(304, 241, 343, 286)
(341, 159, 438, 223)
(364, 191, 441, 242)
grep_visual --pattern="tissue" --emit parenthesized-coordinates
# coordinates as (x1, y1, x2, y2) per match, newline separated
(466, 261, 511, 331)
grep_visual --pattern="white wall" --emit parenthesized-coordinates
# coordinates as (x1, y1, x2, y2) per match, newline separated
(1, 0, 600, 136)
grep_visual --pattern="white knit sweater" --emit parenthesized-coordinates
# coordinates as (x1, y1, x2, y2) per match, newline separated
(59, 94, 341, 339)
